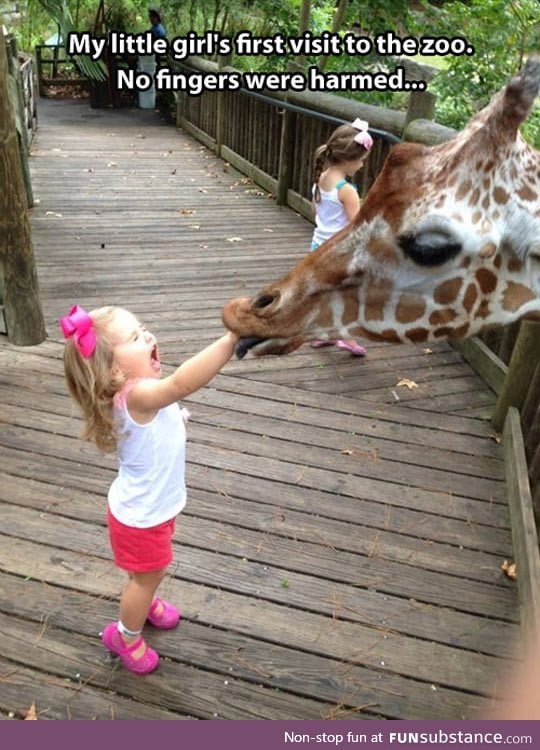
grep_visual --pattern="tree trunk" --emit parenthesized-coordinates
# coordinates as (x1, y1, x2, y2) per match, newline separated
(0, 34, 46, 345)
(295, 0, 311, 67)
(319, 0, 349, 71)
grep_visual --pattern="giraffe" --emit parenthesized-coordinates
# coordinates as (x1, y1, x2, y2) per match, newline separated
(222, 58, 540, 358)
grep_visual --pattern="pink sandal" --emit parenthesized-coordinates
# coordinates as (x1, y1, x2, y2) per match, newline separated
(101, 622, 159, 675)
(147, 597, 181, 629)
(310, 339, 338, 348)
(335, 340, 367, 356)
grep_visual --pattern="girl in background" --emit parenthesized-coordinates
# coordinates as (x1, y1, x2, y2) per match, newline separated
(310, 119, 373, 356)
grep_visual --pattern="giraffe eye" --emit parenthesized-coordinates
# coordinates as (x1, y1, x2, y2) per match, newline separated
(398, 232, 462, 267)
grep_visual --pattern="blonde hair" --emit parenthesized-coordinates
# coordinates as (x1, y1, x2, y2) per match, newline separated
(313, 124, 369, 202)
(63, 306, 126, 453)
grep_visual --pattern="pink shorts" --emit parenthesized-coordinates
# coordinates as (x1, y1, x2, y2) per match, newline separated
(107, 509, 176, 573)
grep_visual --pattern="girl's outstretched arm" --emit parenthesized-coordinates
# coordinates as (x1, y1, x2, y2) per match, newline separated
(128, 331, 238, 416)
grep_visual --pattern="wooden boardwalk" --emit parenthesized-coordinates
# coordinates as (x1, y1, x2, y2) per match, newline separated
(0, 99, 518, 720)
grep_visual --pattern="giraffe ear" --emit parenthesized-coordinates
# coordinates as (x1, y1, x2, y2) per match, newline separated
(398, 232, 462, 267)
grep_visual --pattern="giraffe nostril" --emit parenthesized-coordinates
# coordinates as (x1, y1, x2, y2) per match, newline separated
(252, 292, 279, 310)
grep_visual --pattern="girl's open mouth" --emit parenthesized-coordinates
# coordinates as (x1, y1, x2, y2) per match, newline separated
(150, 344, 161, 370)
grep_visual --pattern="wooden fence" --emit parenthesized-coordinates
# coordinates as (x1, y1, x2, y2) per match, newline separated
(175, 56, 411, 221)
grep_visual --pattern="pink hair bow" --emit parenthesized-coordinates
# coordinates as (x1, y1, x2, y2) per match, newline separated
(59, 305, 97, 358)
(351, 118, 373, 150)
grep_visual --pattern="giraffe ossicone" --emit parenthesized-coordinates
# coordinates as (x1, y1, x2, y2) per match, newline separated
(223, 58, 540, 357)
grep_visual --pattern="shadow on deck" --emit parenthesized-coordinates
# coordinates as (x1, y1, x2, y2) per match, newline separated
(0, 98, 517, 720)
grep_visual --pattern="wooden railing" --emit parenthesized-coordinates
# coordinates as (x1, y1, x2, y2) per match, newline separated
(175, 56, 407, 220)
(35, 44, 88, 97)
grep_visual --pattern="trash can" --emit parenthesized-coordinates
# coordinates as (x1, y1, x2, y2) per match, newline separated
(137, 55, 156, 109)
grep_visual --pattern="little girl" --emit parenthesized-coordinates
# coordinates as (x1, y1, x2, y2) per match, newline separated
(310, 118, 373, 356)
(60, 304, 238, 675)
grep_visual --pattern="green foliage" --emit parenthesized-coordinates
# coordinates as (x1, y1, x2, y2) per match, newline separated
(415, 0, 540, 146)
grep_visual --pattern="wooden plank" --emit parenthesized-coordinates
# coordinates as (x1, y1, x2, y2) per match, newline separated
(0, 535, 506, 696)
(0, 655, 188, 721)
(503, 407, 540, 639)
(0, 506, 517, 621)
(0, 573, 483, 720)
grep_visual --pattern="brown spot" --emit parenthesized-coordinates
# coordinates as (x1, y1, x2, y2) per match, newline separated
(475, 299, 491, 319)
(434, 278, 463, 305)
(475, 160, 484, 171)
(434, 326, 454, 338)
(507, 256, 523, 273)
(405, 327, 429, 343)
(463, 283, 478, 313)
(482, 195, 490, 210)
(503, 282, 536, 312)
(468, 188, 480, 207)
(456, 180, 472, 201)
(342, 288, 360, 326)
(518, 184, 537, 202)
(364, 278, 393, 322)
(366, 237, 399, 266)
(493, 186, 510, 205)
(479, 242, 497, 258)
(475, 268, 497, 295)
(448, 174, 458, 188)
(451, 323, 470, 338)
(357, 327, 401, 343)
(429, 308, 458, 325)
(315, 299, 333, 329)
(471, 210, 481, 224)
(395, 293, 426, 324)
(493, 254, 502, 268)
(484, 160, 495, 172)
(483, 178, 490, 190)
(460, 256, 471, 269)
(435, 196, 445, 208)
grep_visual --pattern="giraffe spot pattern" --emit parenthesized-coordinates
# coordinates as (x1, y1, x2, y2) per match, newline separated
(475, 268, 498, 294)
(475, 299, 491, 319)
(507, 256, 524, 273)
(433, 278, 463, 305)
(503, 281, 536, 311)
(493, 186, 510, 205)
(405, 327, 429, 342)
(518, 184, 537, 202)
(364, 278, 394, 321)
(429, 308, 458, 326)
(396, 293, 427, 324)
(463, 283, 478, 313)
(456, 180, 472, 201)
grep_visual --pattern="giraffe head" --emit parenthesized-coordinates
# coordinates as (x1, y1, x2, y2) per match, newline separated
(223, 59, 540, 357)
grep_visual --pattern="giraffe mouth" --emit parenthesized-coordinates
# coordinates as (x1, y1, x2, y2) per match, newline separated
(235, 336, 267, 359)
(234, 335, 306, 358)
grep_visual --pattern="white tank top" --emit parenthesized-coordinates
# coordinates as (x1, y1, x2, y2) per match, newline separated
(108, 383, 187, 528)
(312, 178, 350, 246)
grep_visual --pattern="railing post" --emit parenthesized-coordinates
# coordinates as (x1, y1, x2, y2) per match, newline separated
(35, 46, 45, 97)
(7, 37, 34, 207)
(215, 52, 232, 156)
(276, 106, 296, 206)
(0, 33, 46, 346)
(492, 320, 540, 431)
